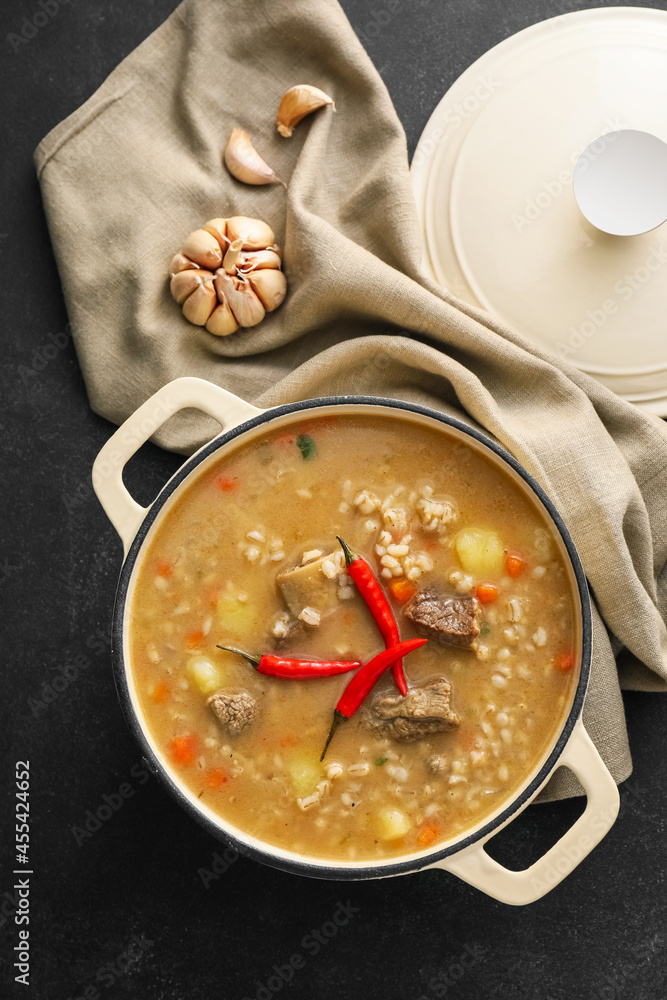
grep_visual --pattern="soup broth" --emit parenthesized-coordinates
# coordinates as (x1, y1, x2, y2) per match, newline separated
(129, 413, 578, 862)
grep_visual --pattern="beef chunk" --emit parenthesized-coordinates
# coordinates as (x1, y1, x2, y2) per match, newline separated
(368, 678, 459, 743)
(404, 591, 481, 648)
(208, 689, 256, 733)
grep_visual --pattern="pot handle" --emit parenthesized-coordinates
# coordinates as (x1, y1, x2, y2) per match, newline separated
(92, 377, 264, 557)
(431, 718, 619, 905)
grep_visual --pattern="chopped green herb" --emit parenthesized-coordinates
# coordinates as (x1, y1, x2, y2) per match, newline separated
(480, 623, 490, 636)
(375, 756, 388, 767)
(296, 434, 317, 461)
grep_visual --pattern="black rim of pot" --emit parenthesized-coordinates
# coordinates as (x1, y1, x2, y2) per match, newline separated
(110, 396, 592, 881)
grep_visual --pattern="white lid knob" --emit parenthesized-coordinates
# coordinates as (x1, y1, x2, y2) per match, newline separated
(573, 129, 667, 236)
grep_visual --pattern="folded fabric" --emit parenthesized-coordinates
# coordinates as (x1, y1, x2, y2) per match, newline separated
(34, 0, 667, 799)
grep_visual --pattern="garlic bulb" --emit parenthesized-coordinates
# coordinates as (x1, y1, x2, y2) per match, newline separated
(170, 215, 286, 335)
(224, 128, 284, 186)
(276, 84, 335, 137)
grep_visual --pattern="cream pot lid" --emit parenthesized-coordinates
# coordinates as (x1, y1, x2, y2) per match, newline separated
(411, 7, 667, 414)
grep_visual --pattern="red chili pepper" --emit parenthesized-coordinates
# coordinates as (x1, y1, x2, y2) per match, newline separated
(217, 645, 361, 679)
(320, 637, 427, 760)
(337, 536, 408, 696)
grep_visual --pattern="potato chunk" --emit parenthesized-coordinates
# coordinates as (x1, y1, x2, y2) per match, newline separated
(375, 807, 411, 841)
(216, 593, 259, 642)
(187, 656, 223, 694)
(287, 751, 323, 797)
(454, 528, 504, 577)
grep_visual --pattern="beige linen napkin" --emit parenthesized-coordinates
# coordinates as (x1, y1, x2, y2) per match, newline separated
(35, 0, 667, 800)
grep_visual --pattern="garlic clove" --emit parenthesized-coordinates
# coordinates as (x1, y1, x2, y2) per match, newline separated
(203, 218, 229, 251)
(276, 84, 335, 138)
(222, 237, 244, 274)
(215, 270, 266, 328)
(224, 128, 285, 187)
(182, 276, 217, 326)
(181, 229, 223, 270)
(226, 216, 275, 250)
(170, 253, 199, 274)
(246, 268, 287, 312)
(202, 219, 229, 255)
(170, 268, 212, 304)
(205, 297, 239, 337)
(238, 248, 282, 272)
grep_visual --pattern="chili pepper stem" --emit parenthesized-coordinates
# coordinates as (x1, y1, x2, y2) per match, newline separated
(320, 710, 346, 761)
(216, 645, 260, 669)
(336, 535, 357, 567)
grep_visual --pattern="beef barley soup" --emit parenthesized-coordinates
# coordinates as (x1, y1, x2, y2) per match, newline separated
(129, 413, 579, 861)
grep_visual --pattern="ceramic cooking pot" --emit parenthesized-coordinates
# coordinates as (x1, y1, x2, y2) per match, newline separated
(93, 376, 619, 905)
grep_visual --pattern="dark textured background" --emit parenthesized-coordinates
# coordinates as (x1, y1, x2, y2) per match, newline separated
(2, 1, 667, 998)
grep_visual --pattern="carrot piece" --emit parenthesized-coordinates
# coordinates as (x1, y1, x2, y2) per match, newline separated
(459, 729, 481, 752)
(206, 768, 228, 789)
(554, 651, 575, 673)
(186, 631, 204, 650)
(170, 735, 199, 766)
(206, 587, 220, 610)
(214, 475, 237, 493)
(417, 823, 439, 847)
(475, 583, 498, 604)
(389, 578, 417, 603)
(322, 416, 338, 430)
(152, 680, 170, 703)
(280, 734, 297, 748)
(155, 559, 172, 577)
(505, 551, 526, 578)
